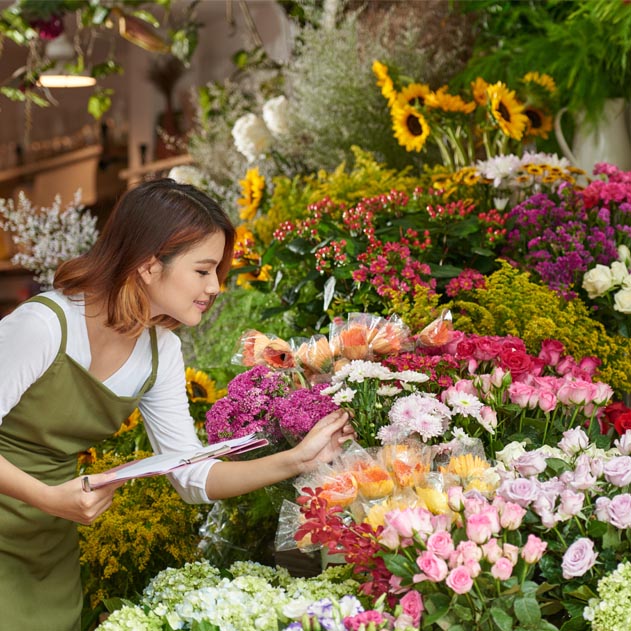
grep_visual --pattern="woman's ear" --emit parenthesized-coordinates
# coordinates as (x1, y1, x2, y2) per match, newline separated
(138, 257, 162, 285)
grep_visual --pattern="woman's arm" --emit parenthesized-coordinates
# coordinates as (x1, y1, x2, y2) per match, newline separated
(205, 409, 353, 499)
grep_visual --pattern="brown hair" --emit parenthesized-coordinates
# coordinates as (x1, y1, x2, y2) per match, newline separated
(54, 178, 235, 336)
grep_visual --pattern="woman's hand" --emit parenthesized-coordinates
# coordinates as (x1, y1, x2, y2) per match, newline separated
(39, 473, 126, 525)
(291, 409, 355, 475)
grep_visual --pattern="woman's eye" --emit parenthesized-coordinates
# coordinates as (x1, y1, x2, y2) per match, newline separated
(197, 270, 210, 276)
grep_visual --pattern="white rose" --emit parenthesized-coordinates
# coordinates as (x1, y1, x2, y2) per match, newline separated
(611, 261, 629, 286)
(582, 264, 614, 298)
(231, 113, 272, 162)
(262, 95, 289, 137)
(618, 244, 631, 266)
(495, 440, 527, 467)
(167, 165, 205, 188)
(613, 287, 631, 314)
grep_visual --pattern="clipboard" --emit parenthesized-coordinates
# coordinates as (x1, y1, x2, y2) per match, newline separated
(89, 434, 269, 488)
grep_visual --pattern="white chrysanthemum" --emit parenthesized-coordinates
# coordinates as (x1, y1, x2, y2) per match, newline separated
(332, 387, 356, 405)
(376, 385, 401, 396)
(475, 154, 522, 187)
(346, 359, 392, 383)
(168, 165, 206, 188)
(262, 95, 289, 136)
(231, 113, 272, 162)
(388, 393, 450, 441)
(521, 151, 570, 168)
(444, 390, 484, 418)
(320, 381, 344, 396)
(390, 369, 430, 383)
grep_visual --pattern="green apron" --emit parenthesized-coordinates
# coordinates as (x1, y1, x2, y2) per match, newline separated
(0, 296, 158, 630)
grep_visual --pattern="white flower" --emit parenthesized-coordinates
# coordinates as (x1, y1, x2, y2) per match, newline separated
(262, 95, 289, 136)
(475, 154, 522, 187)
(389, 369, 429, 383)
(618, 244, 631, 266)
(495, 441, 527, 467)
(443, 390, 484, 418)
(346, 359, 392, 382)
(582, 264, 615, 298)
(521, 151, 570, 168)
(610, 260, 629, 285)
(231, 113, 272, 162)
(376, 385, 402, 396)
(332, 387, 356, 405)
(168, 165, 206, 188)
(613, 287, 631, 313)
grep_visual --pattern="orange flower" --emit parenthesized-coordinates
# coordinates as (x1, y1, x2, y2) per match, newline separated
(418, 310, 454, 347)
(392, 458, 429, 488)
(262, 339, 295, 369)
(239, 330, 294, 368)
(318, 471, 359, 508)
(295, 335, 334, 375)
(353, 462, 395, 499)
(334, 325, 370, 360)
(370, 320, 412, 355)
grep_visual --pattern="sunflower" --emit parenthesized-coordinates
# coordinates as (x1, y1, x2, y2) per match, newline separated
(425, 86, 476, 114)
(522, 71, 556, 94)
(471, 77, 489, 105)
(237, 264, 273, 289)
(524, 163, 545, 176)
(232, 225, 256, 267)
(185, 367, 223, 403)
(372, 59, 397, 106)
(523, 106, 553, 139)
(396, 82, 431, 109)
(78, 447, 97, 465)
(114, 408, 142, 436)
(486, 82, 529, 140)
(391, 103, 430, 152)
(237, 167, 265, 221)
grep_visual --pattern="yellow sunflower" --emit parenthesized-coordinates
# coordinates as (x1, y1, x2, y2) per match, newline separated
(523, 106, 553, 139)
(237, 264, 273, 289)
(396, 82, 431, 109)
(232, 225, 256, 267)
(425, 86, 476, 114)
(372, 59, 398, 106)
(391, 103, 430, 152)
(522, 71, 556, 94)
(78, 447, 97, 465)
(471, 77, 489, 105)
(486, 82, 529, 140)
(114, 408, 142, 437)
(185, 367, 223, 403)
(237, 167, 265, 221)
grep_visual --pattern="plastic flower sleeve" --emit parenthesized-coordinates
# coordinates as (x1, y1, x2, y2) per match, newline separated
(379, 442, 432, 488)
(417, 308, 455, 348)
(232, 329, 295, 369)
(291, 335, 334, 383)
(368, 314, 415, 357)
(275, 499, 320, 553)
(328, 314, 371, 361)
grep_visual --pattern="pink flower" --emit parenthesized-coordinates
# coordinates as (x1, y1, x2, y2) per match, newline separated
(603, 456, 631, 487)
(399, 590, 423, 627)
(445, 566, 474, 594)
(558, 489, 585, 519)
(450, 540, 483, 567)
(538, 339, 565, 366)
(508, 382, 538, 408)
(561, 538, 598, 579)
(498, 501, 526, 530)
(414, 551, 449, 583)
(538, 390, 558, 414)
(513, 451, 548, 477)
(426, 531, 455, 560)
(503, 543, 519, 565)
(521, 534, 548, 564)
(498, 478, 539, 507)
(379, 524, 401, 550)
(481, 538, 503, 563)
(479, 405, 498, 433)
(602, 493, 631, 528)
(447, 486, 465, 512)
(558, 428, 589, 456)
(491, 557, 514, 581)
(557, 380, 596, 406)
(386, 507, 433, 539)
(465, 507, 500, 544)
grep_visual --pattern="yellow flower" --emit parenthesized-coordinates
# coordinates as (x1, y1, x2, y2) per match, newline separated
(396, 82, 431, 109)
(524, 163, 545, 176)
(486, 82, 529, 140)
(236, 264, 273, 289)
(114, 408, 142, 436)
(372, 59, 397, 106)
(471, 77, 489, 105)
(440, 453, 490, 479)
(415, 487, 449, 514)
(522, 71, 556, 94)
(185, 367, 222, 403)
(232, 225, 256, 267)
(237, 167, 265, 221)
(524, 106, 553, 139)
(364, 497, 412, 529)
(391, 103, 430, 152)
(78, 447, 97, 465)
(425, 86, 476, 114)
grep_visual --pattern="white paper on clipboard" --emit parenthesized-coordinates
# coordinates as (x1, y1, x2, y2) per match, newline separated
(89, 434, 269, 488)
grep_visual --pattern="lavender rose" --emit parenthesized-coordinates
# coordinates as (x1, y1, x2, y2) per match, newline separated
(561, 538, 598, 579)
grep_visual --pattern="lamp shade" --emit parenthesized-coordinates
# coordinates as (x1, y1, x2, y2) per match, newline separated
(38, 32, 96, 89)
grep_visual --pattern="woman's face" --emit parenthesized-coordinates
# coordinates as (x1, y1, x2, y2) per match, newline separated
(140, 231, 226, 326)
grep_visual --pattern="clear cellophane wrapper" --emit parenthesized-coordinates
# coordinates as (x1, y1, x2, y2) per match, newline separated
(329, 313, 414, 362)
(416, 309, 454, 349)
(290, 334, 335, 384)
(232, 329, 295, 370)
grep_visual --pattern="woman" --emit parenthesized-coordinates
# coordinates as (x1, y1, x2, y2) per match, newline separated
(0, 179, 352, 630)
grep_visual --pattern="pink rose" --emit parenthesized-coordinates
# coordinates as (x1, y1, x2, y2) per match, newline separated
(513, 451, 548, 477)
(379, 524, 401, 550)
(538, 339, 565, 366)
(558, 489, 585, 519)
(399, 590, 423, 627)
(498, 478, 539, 507)
(557, 380, 596, 406)
(481, 538, 503, 563)
(498, 348, 534, 378)
(508, 382, 538, 408)
(445, 566, 474, 594)
(426, 531, 455, 560)
(474, 338, 504, 361)
(603, 494, 631, 528)
(603, 456, 631, 487)
(386, 507, 433, 539)
(578, 356, 601, 376)
(521, 534, 548, 564)
(450, 540, 483, 567)
(502, 543, 519, 565)
(447, 486, 465, 512)
(594, 497, 611, 523)
(491, 557, 514, 581)
(561, 538, 598, 579)
(538, 390, 558, 414)
(499, 501, 526, 530)
(479, 405, 498, 433)
(558, 428, 589, 456)
(414, 551, 449, 583)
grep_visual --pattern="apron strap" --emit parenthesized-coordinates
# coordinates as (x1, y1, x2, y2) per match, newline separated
(27, 295, 68, 354)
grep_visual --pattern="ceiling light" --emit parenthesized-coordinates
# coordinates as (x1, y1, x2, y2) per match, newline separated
(38, 32, 96, 89)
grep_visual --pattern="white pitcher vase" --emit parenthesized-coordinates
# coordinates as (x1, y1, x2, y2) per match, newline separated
(554, 98, 631, 175)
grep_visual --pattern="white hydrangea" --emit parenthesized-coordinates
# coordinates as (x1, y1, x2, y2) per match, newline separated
(231, 113, 272, 162)
(262, 95, 290, 137)
(97, 605, 162, 631)
(585, 561, 631, 630)
(0, 190, 98, 289)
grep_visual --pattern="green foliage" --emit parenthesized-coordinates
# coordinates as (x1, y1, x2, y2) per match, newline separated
(78, 450, 203, 611)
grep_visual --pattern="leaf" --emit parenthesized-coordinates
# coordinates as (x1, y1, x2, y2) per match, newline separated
(322, 276, 336, 312)
(130, 9, 161, 28)
(559, 616, 589, 631)
(382, 552, 415, 578)
(428, 263, 463, 278)
(285, 238, 313, 256)
(451, 603, 474, 621)
(490, 606, 514, 631)
(87, 88, 113, 120)
(586, 519, 608, 538)
(514, 597, 541, 626)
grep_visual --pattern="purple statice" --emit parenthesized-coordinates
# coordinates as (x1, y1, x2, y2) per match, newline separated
(205, 365, 291, 444)
(272, 383, 339, 445)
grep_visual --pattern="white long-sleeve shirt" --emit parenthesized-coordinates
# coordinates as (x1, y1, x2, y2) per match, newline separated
(0, 290, 215, 503)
